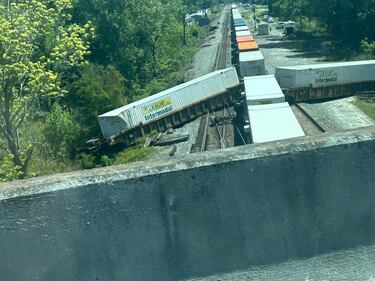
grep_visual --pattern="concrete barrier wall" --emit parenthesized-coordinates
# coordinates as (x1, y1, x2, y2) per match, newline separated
(1, 126, 375, 281)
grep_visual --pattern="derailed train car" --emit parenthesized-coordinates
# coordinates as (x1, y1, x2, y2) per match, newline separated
(275, 60, 375, 102)
(97, 67, 241, 146)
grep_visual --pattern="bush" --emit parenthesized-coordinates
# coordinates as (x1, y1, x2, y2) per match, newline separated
(43, 103, 80, 158)
(0, 154, 22, 182)
(361, 39, 375, 59)
(77, 153, 97, 169)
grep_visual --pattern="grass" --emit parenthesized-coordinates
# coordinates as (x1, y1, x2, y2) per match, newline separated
(354, 97, 375, 120)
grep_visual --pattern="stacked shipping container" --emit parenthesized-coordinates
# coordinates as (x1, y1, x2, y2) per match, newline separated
(230, 4, 266, 77)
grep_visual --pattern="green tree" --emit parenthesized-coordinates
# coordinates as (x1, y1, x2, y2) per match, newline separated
(68, 63, 126, 138)
(0, 0, 93, 177)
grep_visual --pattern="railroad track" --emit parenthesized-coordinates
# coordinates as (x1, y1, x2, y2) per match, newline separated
(214, 7, 230, 70)
(192, 113, 210, 152)
(191, 8, 242, 153)
(293, 103, 326, 133)
(192, 104, 241, 152)
(215, 106, 229, 149)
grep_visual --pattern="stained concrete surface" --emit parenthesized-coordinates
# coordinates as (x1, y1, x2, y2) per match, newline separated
(1, 126, 375, 281)
(187, 244, 375, 281)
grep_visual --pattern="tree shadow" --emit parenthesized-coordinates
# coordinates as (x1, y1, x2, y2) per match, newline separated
(259, 30, 362, 61)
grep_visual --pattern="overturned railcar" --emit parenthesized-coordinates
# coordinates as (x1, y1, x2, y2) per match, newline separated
(98, 67, 241, 146)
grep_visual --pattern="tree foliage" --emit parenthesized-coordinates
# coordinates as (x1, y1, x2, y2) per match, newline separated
(72, 0, 210, 98)
(0, 0, 92, 178)
(68, 63, 127, 138)
(268, 0, 374, 45)
(0, 0, 221, 181)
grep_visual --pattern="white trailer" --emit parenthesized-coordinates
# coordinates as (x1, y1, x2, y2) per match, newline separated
(236, 30, 252, 37)
(235, 26, 249, 31)
(244, 75, 285, 105)
(99, 68, 240, 139)
(239, 51, 266, 77)
(275, 60, 375, 89)
(247, 102, 305, 143)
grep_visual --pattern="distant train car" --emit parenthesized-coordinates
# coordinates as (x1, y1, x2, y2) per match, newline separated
(238, 41, 259, 52)
(236, 35, 254, 43)
(234, 19, 247, 27)
(232, 27, 250, 41)
(98, 68, 240, 145)
(239, 51, 266, 77)
(235, 26, 249, 32)
(236, 30, 251, 37)
(275, 60, 375, 102)
(232, 34, 254, 49)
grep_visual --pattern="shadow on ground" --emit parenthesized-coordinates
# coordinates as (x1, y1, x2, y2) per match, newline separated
(259, 31, 363, 61)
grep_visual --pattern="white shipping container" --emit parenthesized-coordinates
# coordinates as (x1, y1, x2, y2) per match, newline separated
(236, 30, 251, 37)
(239, 51, 266, 77)
(244, 75, 285, 105)
(232, 14, 242, 19)
(275, 60, 375, 88)
(248, 102, 305, 143)
(99, 68, 240, 139)
(235, 26, 249, 31)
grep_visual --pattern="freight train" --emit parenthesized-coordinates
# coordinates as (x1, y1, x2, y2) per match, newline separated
(93, 4, 375, 148)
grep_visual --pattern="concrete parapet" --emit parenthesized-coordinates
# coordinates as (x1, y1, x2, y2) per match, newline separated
(1, 126, 375, 280)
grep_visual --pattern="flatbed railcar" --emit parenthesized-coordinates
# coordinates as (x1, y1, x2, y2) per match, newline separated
(97, 67, 241, 147)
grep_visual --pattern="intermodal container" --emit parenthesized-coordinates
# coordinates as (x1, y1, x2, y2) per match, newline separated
(234, 22, 247, 27)
(236, 35, 254, 43)
(247, 102, 305, 143)
(235, 26, 249, 31)
(232, 14, 242, 19)
(275, 60, 375, 88)
(238, 41, 259, 52)
(236, 30, 251, 37)
(244, 75, 285, 105)
(99, 68, 240, 139)
(239, 51, 266, 77)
